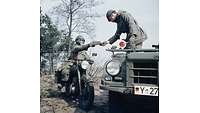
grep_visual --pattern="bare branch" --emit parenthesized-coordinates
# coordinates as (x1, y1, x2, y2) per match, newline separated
(71, 23, 79, 31)
(49, 0, 103, 39)
(72, 2, 85, 14)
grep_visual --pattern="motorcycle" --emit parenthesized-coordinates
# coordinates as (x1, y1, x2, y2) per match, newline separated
(66, 59, 95, 110)
(55, 41, 102, 110)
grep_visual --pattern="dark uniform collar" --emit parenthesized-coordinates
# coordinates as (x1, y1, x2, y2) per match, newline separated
(114, 14, 121, 23)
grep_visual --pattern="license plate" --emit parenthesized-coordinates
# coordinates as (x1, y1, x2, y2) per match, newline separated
(134, 85, 159, 96)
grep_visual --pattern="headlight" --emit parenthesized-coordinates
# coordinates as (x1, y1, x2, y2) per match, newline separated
(81, 60, 90, 69)
(106, 60, 121, 76)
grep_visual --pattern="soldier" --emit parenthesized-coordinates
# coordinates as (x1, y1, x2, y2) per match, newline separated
(65, 35, 97, 89)
(101, 9, 148, 49)
(69, 35, 94, 61)
(57, 35, 98, 90)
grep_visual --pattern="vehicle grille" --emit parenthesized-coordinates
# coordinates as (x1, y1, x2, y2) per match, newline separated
(130, 62, 158, 85)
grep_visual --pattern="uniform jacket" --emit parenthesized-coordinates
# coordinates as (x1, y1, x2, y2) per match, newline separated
(69, 44, 90, 60)
(108, 10, 147, 45)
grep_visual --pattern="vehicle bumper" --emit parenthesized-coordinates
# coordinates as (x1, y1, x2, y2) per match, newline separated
(100, 80, 132, 94)
(100, 85, 133, 94)
(100, 80, 159, 96)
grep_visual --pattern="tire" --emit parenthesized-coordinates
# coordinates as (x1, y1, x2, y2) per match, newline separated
(65, 83, 72, 97)
(79, 83, 94, 111)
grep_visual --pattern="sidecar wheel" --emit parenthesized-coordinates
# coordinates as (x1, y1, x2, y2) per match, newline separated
(79, 83, 94, 111)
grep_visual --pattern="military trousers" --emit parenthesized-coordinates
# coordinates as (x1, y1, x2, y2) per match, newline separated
(125, 37, 143, 49)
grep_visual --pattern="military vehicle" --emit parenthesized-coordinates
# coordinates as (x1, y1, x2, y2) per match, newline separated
(100, 40, 159, 113)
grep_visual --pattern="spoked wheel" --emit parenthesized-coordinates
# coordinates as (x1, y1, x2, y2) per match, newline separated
(79, 83, 94, 111)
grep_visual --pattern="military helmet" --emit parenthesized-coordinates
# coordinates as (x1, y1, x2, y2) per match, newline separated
(106, 9, 115, 21)
(75, 35, 85, 44)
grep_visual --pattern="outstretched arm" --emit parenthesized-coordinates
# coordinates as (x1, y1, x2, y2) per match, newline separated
(72, 44, 90, 53)
(108, 27, 121, 44)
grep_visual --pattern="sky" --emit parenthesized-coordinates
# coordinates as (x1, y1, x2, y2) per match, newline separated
(40, 0, 159, 65)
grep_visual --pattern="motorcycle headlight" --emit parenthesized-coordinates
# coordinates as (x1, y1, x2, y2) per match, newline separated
(106, 60, 121, 76)
(81, 60, 90, 69)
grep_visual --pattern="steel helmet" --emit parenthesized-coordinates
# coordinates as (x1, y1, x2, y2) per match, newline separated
(75, 35, 85, 44)
(106, 9, 115, 21)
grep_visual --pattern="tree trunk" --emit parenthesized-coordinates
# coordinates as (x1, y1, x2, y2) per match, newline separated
(51, 50, 54, 74)
(49, 51, 54, 74)
(49, 52, 51, 74)
(40, 54, 42, 69)
(67, 0, 73, 57)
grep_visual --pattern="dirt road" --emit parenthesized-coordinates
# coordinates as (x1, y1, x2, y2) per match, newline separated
(40, 74, 109, 113)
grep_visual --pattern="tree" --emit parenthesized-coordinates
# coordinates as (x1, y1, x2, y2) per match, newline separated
(51, 0, 103, 53)
(40, 8, 61, 73)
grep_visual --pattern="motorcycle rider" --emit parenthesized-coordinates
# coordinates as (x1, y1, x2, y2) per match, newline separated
(64, 35, 97, 90)
(101, 9, 148, 49)
(55, 35, 98, 110)
(56, 35, 100, 90)
(69, 35, 94, 60)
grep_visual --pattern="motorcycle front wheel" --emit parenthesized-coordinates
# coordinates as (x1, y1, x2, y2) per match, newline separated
(65, 83, 72, 97)
(79, 82, 94, 111)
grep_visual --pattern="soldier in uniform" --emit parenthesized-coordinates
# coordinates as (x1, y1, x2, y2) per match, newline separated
(57, 35, 98, 90)
(65, 35, 97, 89)
(101, 9, 148, 49)
(61, 35, 92, 77)
(69, 35, 93, 61)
